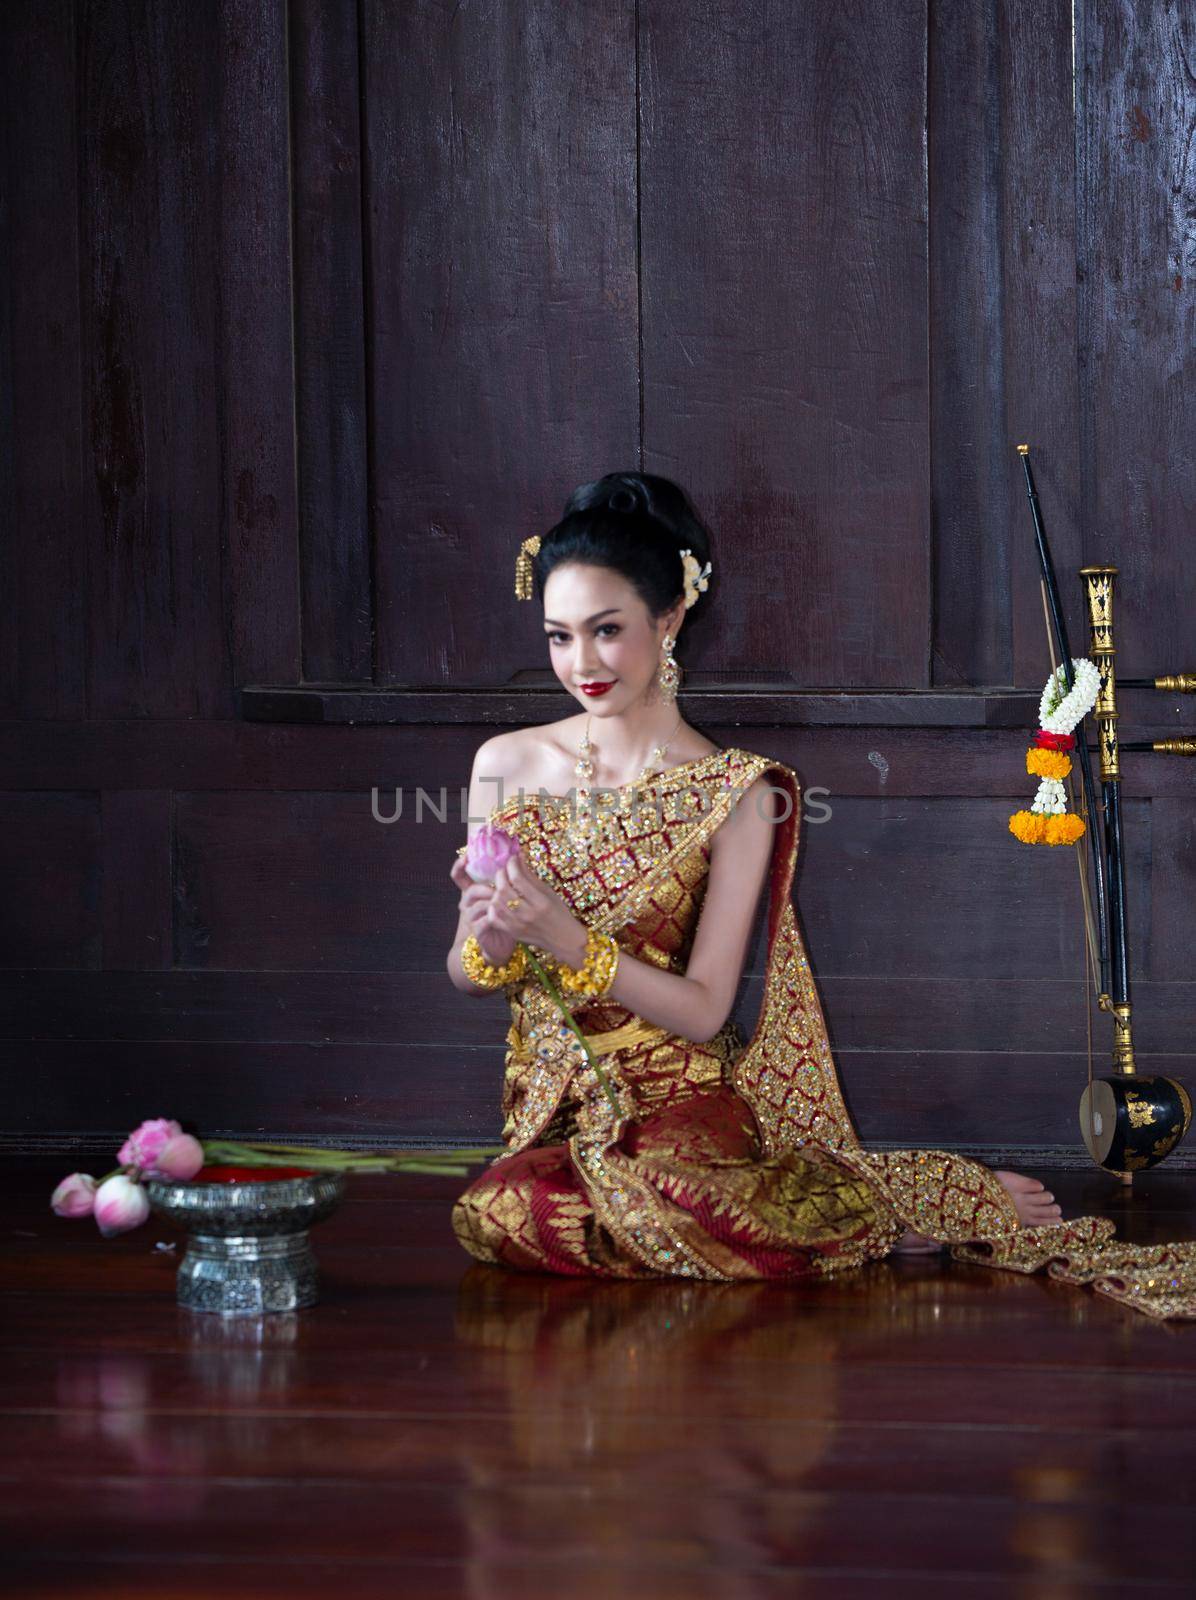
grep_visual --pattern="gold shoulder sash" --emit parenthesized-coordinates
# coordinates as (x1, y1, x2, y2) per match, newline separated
(729, 765, 1023, 1241)
(729, 761, 861, 1156)
(591, 749, 780, 935)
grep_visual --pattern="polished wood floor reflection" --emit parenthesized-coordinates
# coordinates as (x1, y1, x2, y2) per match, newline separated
(3, 1155, 1196, 1597)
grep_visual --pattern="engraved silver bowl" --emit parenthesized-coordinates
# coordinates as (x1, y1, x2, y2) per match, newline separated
(144, 1168, 345, 1315)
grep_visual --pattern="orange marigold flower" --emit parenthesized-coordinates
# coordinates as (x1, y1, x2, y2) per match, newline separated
(1044, 813, 1086, 845)
(1026, 747, 1072, 780)
(1008, 810, 1048, 844)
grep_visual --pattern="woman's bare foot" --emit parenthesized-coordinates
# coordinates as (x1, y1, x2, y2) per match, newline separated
(995, 1170, 1064, 1228)
(893, 1229, 944, 1255)
(892, 1170, 1063, 1253)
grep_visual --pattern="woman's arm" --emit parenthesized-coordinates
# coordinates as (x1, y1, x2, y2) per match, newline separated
(445, 733, 522, 995)
(486, 773, 780, 1041)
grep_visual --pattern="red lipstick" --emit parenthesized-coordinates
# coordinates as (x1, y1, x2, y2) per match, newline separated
(579, 681, 615, 697)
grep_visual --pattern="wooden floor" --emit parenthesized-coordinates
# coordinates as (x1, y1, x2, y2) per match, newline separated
(3, 1154, 1196, 1598)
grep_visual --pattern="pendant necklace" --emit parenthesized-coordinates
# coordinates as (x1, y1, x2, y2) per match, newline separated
(569, 710, 684, 849)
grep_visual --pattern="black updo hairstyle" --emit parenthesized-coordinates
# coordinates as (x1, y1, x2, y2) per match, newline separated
(528, 471, 714, 632)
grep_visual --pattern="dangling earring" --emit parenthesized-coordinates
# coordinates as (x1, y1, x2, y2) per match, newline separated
(656, 633, 681, 703)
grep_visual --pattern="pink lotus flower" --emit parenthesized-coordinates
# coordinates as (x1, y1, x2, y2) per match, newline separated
(155, 1133, 205, 1181)
(118, 1118, 184, 1173)
(50, 1173, 99, 1218)
(93, 1174, 151, 1237)
(51, 1115, 508, 1251)
(465, 824, 520, 883)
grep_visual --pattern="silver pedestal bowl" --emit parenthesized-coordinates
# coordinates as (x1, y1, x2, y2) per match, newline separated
(144, 1168, 345, 1314)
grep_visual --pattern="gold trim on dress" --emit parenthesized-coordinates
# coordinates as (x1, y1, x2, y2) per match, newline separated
(580, 1017, 671, 1055)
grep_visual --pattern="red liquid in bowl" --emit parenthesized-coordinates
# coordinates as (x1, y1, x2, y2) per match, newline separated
(195, 1165, 319, 1183)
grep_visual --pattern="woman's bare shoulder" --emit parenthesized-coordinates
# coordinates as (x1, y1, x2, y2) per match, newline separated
(470, 719, 586, 802)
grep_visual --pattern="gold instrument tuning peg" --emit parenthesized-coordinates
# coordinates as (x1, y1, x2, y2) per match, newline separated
(1151, 739, 1196, 756)
(1154, 675, 1196, 693)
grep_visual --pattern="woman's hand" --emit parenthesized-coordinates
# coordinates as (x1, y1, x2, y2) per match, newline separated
(450, 854, 518, 969)
(485, 853, 588, 968)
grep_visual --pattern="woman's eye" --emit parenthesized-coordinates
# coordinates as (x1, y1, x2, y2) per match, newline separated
(547, 625, 620, 644)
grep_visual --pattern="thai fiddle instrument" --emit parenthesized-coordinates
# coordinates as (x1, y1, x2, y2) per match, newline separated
(1017, 447, 1191, 1176)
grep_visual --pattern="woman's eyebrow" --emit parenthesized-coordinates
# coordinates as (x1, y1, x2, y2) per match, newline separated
(543, 608, 623, 627)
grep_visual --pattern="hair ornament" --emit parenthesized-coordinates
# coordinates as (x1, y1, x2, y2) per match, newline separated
(679, 548, 712, 610)
(513, 529, 711, 609)
(514, 535, 541, 601)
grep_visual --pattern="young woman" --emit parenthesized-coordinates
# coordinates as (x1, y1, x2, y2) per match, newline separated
(445, 472, 1191, 1318)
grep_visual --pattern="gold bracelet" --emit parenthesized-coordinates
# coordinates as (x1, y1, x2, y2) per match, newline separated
(556, 928, 619, 998)
(460, 935, 527, 989)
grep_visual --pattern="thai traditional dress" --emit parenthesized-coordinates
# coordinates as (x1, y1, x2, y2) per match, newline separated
(451, 747, 1196, 1319)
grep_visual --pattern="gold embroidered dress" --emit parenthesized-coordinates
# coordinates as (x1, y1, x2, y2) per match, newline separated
(451, 748, 1196, 1319)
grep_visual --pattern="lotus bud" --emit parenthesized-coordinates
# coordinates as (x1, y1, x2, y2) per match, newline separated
(464, 824, 520, 883)
(50, 1173, 98, 1218)
(153, 1133, 205, 1181)
(93, 1174, 151, 1238)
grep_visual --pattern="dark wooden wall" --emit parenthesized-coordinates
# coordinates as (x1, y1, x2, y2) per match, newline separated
(2, 0, 1193, 1161)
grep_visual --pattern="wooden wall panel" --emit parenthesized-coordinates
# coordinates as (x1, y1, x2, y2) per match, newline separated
(170, 785, 1151, 986)
(640, 0, 931, 687)
(216, 0, 302, 692)
(0, 1040, 503, 1145)
(99, 790, 171, 971)
(1076, 0, 1196, 670)
(0, 0, 87, 719)
(7, 968, 1194, 1058)
(173, 790, 449, 971)
(1148, 797, 1196, 984)
(0, 796, 100, 971)
(3, 715, 1189, 1153)
(929, 0, 1082, 689)
(78, 0, 232, 719)
(361, 0, 641, 686)
(0, 1039, 1137, 1154)
(797, 796, 1150, 982)
(5, 718, 1194, 799)
(289, 0, 371, 684)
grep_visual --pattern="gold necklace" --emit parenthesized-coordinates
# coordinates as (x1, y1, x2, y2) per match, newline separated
(569, 711, 684, 846)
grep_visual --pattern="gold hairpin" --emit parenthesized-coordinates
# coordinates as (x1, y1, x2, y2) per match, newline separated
(515, 535, 541, 601)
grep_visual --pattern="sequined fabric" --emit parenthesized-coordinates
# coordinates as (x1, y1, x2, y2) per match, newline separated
(450, 748, 1196, 1319)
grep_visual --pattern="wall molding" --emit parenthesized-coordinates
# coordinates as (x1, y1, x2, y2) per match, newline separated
(9, 1131, 1194, 1171)
(238, 684, 1041, 728)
